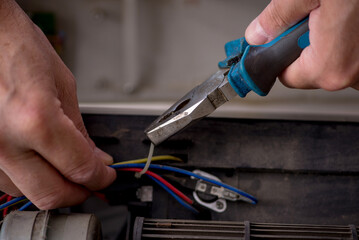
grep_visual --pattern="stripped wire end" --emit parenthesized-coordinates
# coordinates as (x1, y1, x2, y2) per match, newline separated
(135, 142, 155, 178)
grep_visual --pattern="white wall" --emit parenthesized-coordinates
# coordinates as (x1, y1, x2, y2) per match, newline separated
(17, 0, 359, 120)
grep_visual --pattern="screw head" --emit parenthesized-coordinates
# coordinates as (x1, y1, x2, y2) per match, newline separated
(216, 201, 224, 209)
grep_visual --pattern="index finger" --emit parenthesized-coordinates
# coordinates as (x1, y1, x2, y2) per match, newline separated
(19, 95, 116, 191)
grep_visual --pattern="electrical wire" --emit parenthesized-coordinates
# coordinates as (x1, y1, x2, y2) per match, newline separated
(149, 175, 199, 214)
(0, 157, 255, 215)
(0, 157, 185, 213)
(2, 195, 12, 217)
(1, 166, 195, 213)
(118, 168, 193, 205)
(19, 201, 33, 211)
(0, 196, 27, 211)
(0, 155, 182, 213)
(135, 142, 155, 178)
(111, 163, 258, 204)
(113, 155, 182, 165)
(0, 193, 9, 202)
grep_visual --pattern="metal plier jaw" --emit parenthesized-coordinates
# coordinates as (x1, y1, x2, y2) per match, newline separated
(145, 37, 251, 145)
(144, 69, 237, 145)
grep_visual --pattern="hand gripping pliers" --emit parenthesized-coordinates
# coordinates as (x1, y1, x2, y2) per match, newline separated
(145, 18, 309, 145)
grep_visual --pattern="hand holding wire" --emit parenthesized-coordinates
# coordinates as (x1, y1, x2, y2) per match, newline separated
(0, 155, 257, 215)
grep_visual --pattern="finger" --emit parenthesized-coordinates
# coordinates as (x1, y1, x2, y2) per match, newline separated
(353, 82, 359, 91)
(278, 46, 319, 89)
(0, 168, 22, 197)
(278, 3, 359, 90)
(20, 94, 116, 192)
(53, 60, 113, 165)
(31, 23, 113, 165)
(245, 0, 319, 45)
(0, 151, 90, 209)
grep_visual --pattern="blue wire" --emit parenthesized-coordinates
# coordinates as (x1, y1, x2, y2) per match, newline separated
(19, 201, 33, 211)
(0, 196, 26, 210)
(148, 175, 199, 214)
(15, 175, 197, 213)
(111, 163, 257, 204)
(0, 164, 254, 213)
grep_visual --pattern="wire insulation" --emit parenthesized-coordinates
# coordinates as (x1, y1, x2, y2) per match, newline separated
(119, 168, 193, 205)
(113, 155, 182, 165)
(2, 195, 12, 217)
(149, 175, 198, 214)
(19, 201, 33, 211)
(111, 163, 257, 204)
(0, 193, 9, 202)
(0, 157, 255, 215)
(0, 196, 27, 211)
(135, 142, 155, 178)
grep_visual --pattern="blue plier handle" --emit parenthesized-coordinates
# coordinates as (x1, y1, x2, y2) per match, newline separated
(218, 17, 310, 97)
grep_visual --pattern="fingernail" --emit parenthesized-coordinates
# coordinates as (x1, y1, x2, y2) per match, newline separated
(94, 147, 113, 165)
(245, 18, 269, 45)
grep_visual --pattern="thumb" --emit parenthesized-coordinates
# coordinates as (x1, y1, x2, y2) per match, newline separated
(245, 0, 319, 45)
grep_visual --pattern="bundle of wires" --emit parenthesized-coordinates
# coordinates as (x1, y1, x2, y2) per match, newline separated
(110, 159, 257, 213)
(0, 194, 32, 215)
(0, 155, 257, 215)
(117, 167, 198, 213)
(0, 155, 181, 215)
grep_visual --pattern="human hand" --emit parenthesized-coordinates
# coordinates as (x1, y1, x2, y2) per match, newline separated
(0, 0, 116, 209)
(245, 0, 359, 91)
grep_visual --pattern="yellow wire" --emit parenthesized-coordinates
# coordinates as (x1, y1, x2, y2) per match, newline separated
(0, 199, 28, 211)
(0, 156, 182, 212)
(0, 157, 181, 212)
(113, 155, 182, 165)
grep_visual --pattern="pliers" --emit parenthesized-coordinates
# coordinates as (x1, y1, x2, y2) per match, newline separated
(145, 18, 309, 145)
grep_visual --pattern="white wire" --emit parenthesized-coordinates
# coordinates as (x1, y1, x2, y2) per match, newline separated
(135, 142, 154, 178)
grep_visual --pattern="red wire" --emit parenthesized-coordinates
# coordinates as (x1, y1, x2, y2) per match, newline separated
(3, 195, 12, 217)
(118, 168, 193, 205)
(0, 193, 9, 202)
(93, 192, 108, 202)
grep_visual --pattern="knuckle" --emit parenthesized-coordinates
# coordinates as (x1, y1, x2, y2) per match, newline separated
(31, 189, 64, 210)
(320, 76, 351, 91)
(307, 0, 320, 9)
(318, 67, 355, 91)
(20, 104, 49, 137)
(74, 121, 89, 139)
(269, 0, 291, 29)
(17, 96, 60, 143)
(65, 162, 98, 185)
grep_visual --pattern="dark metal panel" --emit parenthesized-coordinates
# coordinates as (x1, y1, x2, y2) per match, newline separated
(82, 114, 359, 225)
(83, 114, 359, 172)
